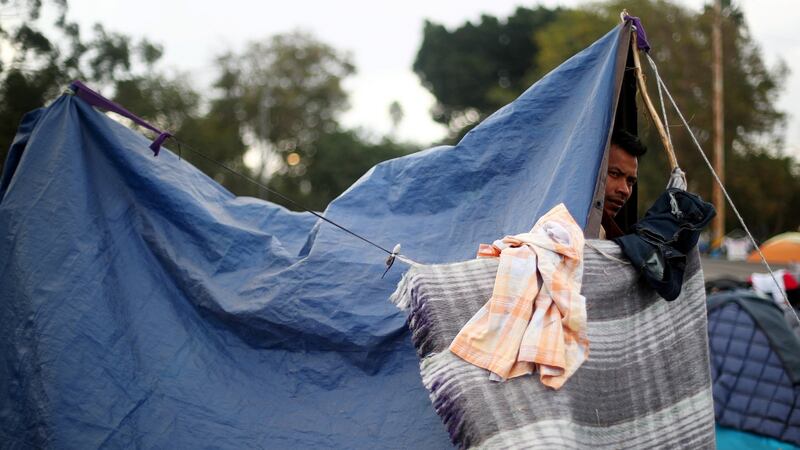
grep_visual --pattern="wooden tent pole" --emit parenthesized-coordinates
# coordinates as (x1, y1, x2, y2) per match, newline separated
(630, 31, 679, 170)
(711, 0, 726, 248)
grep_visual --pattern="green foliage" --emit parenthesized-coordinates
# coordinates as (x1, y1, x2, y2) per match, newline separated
(6, 0, 795, 237)
(173, 109, 255, 198)
(414, 6, 559, 137)
(114, 75, 200, 132)
(0, 2, 411, 212)
(531, 9, 615, 80)
(599, 0, 788, 237)
(214, 32, 355, 156)
(726, 151, 800, 238)
(202, 31, 371, 206)
(0, 0, 185, 171)
(415, 0, 796, 238)
(0, 70, 57, 149)
(267, 131, 411, 211)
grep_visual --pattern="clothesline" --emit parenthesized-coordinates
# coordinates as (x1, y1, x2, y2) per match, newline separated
(170, 137, 400, 258)
(64, 21, 797, 329)
(66, 80, 415, 268)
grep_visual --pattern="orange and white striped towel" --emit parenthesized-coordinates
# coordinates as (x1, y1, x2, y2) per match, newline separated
(449, 203, 588, 389)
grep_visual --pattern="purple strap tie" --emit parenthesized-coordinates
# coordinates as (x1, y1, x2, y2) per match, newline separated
(624, 15, 651, 52)
(69, 80, 172, 156)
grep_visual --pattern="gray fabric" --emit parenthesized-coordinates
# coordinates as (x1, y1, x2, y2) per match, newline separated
(391, 240, 715, 449)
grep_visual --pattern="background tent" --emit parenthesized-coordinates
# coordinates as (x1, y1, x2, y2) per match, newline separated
(707, 291, 800, 447)
(748, 232, 800, 264)
(1, 23, 634, 448)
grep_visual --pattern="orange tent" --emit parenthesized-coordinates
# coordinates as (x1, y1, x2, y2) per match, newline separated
(747, 232, 800, 264)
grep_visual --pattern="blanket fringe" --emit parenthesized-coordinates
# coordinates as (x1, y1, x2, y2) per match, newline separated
(389, 268, 415, 310)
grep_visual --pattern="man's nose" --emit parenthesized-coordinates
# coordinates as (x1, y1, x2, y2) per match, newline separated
(616, 181, 631, 198)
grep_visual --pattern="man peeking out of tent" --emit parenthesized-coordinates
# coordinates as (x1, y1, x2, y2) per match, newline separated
(600, 130, 647, 239)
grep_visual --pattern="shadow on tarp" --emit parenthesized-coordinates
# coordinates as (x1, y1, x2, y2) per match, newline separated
(1, 23, 630, 449)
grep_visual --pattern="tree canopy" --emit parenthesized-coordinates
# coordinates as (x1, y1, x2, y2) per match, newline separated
(0, 1, 172, 164)
(414, 0, 795, 239)
(413, 6, 559, 135)
(2, 0, 798, 237)
(0, 1, 409, 211)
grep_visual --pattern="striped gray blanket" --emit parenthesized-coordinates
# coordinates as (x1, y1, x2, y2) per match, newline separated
(391, 240, 715, 449)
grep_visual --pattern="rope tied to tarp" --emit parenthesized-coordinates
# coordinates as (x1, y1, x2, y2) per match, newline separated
(65, 80, 415, 276)
(170, 137, 408, 260)
(623, 13, 651, 52)
(622, 13, 680, 170)
(620, 13, 799, 329)
(66, 80, 172, 156)
(644, 52, 800, 329)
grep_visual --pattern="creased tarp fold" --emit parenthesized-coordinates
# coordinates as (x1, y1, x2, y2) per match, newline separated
(1, 25, 627, 448)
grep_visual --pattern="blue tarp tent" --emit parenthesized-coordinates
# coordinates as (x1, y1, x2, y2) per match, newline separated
(1, 23, 632, 448)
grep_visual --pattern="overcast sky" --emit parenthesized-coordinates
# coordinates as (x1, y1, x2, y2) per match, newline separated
(64, 0, 800, 156)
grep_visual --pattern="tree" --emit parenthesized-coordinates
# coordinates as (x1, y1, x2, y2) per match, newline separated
(414, 0, 796, 238)
(413, 6, 559, 138)
(206, 31, 395, 209)
(213, 32, 354, 162)
(113, 74, 200, 132)
(1, 7, 412, 212)
(0, 0, 187, 173)
(560, 0, 790, 238)
(267, 131, 411, 211)
(726, 151, 800, 237)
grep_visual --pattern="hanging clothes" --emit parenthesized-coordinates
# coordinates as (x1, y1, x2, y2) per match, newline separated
(390, 239, 715, 449)
(449, 203, 588, 389)
(614, 188, 715, 301)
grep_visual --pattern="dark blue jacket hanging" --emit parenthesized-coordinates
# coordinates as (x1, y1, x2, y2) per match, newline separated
(614, 188, 715, 301)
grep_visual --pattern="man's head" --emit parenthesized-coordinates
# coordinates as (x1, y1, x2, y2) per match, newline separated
(603, 130, 646, 219)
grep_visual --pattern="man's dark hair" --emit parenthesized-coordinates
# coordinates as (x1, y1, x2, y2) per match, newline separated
(611, 129, 647, 157)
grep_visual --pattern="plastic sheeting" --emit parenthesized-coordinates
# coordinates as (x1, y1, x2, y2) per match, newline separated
(1, 25, 628, 448)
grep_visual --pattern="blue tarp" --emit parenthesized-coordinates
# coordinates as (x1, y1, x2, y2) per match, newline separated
(1, 25, 628, 448)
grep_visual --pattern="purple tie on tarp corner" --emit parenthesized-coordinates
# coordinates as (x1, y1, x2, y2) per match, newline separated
(68, 80, 172, 156)
(624, 16, 651, 52)
(149, 132, 172, 155)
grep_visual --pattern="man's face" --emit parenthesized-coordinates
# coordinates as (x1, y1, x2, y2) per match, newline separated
(603, 144, 638, 218)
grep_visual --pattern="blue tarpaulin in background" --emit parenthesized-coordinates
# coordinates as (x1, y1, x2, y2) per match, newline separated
(1, 24, 629, 448)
